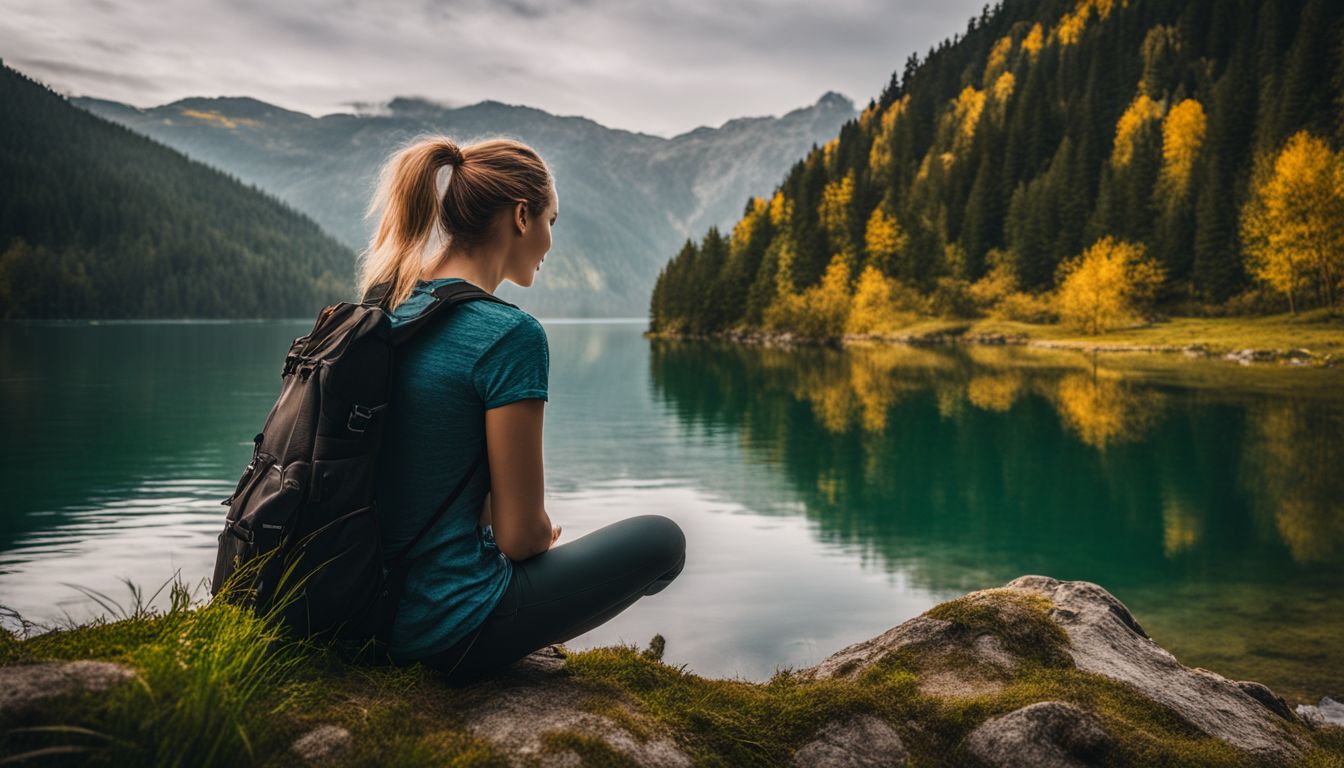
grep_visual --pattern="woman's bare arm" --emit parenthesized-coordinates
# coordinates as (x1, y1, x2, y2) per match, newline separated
(484, 398, 559, 560)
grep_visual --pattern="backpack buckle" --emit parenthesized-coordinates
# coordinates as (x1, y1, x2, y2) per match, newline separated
(347, 403, 388, 434)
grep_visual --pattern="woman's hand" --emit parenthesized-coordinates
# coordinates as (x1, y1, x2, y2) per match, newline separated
(551, 524, 562, 545)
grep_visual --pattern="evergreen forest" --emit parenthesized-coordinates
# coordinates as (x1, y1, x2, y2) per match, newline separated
(0, 63, 353, 319)
(649, 0, 1344, 338)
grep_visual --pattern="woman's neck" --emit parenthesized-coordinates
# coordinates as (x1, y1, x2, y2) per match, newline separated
(420, 244, 507, 294)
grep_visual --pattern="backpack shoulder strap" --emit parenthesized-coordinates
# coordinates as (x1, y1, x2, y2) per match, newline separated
(374, 280, 519, 346)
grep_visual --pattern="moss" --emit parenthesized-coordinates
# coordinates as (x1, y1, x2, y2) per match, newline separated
(340, 727, 508, 768)
(925, 589, 1072, 668)
(565, 645, 918, 767)
(579, 695, 656, 742)
(939, 667, 1252, 767)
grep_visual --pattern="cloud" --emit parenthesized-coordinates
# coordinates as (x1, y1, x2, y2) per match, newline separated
(0, 0, 986, 136)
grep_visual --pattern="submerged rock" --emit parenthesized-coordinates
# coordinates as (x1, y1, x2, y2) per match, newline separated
(0, 660, 136, 716)
(1297, 696, 1344, 728)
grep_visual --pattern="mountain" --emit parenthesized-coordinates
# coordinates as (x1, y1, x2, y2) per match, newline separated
(74, 91, 857, 317)
(0, 63, 353, 319)
(649, 0, 1344, 336)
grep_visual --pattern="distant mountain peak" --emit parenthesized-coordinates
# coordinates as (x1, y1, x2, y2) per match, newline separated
(815, 91, 854, 110)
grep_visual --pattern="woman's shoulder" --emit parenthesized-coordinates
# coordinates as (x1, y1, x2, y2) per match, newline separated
(460, 298, 546, 344)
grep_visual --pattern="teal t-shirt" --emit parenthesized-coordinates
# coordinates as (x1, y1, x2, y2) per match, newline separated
(376, 277, 549, 660)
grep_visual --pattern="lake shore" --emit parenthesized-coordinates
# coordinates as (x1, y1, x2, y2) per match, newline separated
(3, 576, 1341, 766)
(649, 311, 1344, 366)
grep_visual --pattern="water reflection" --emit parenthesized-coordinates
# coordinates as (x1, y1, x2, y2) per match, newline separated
(647, 338, 1344, 696)
(1244, 401, 1344, 564)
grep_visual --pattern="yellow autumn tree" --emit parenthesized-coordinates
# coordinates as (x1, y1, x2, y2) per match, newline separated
(1055, 237, 1165, 334)
(765, 254, 852, 339)
(868, 96, 908, 183)
(864, 206, 906, 271)
(1159, 99, 1206, 197)
(1241, 131, 1344, 312)
(1055, 0, 1120, 45)
(846, 266, 919, 336)
(990, 72, 1016, 106)
(1021, 23, 1045, 57)
(731, 196, 770, 255)
(984, 36, 1014, 85)
(1112, 94, 1165, 167)
(951, 86, 987, 149)
(819, 171, 856, 247)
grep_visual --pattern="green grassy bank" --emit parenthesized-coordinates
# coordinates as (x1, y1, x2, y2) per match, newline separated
(3, 587, 1342, 767)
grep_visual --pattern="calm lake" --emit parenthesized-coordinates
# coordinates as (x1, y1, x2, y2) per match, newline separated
(1, 320, 1341, 702)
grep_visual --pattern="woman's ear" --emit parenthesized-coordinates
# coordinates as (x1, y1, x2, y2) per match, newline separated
(514, 201, 528, 235)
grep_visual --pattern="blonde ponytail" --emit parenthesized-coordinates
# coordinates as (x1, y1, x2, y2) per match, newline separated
(357, 135, 553, 311)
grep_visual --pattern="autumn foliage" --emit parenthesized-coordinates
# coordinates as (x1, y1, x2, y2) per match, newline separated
(1055, 238, 1164, 333)
(1241, 131, 1344, 313)
(651, 0, 1344, 338)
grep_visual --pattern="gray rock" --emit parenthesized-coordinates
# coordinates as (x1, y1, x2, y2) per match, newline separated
(463, 649, 691, 768)
(1006, 576, 1307, 763)
(807, 588, 1063, 699)
(1182, 344, 1209, 358)
(791, 714, 908, 767)
(1296, 697, 1344, 728)
(963, 701, 1111, 768)
(1234, 679, 1297, 722)
(0, 660, 136, 716)
(1223, 348, 1277, 365)
(291, 724, 352, 763)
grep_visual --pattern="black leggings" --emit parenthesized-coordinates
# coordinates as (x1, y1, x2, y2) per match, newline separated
(422, 514, 686, 684)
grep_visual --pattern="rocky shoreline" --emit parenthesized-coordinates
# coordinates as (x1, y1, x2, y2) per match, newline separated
(4, 576, 1341, 766)
(648, 327, 1340, 367)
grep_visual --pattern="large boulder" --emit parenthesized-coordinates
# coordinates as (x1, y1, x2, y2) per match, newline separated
(1005, 576, 1306, 763)
(808, 576, 1308, 764)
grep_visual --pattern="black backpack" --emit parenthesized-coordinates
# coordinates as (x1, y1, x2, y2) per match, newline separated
(211, 280, 514, 653)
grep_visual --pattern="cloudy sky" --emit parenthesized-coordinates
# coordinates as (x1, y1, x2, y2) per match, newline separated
(4, 0, 987, 137)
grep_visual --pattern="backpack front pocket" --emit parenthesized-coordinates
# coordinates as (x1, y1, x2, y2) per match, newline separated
(280, 504, 385, 637)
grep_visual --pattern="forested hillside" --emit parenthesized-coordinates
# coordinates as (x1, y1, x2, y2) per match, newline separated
(0, 63, 353, 319)
(650, 0, 1344, 338)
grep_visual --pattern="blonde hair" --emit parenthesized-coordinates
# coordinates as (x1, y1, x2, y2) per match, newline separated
(357, 136, 553, 310)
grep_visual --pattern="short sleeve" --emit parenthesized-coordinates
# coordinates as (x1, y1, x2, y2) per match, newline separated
(473, 314, 549, 409)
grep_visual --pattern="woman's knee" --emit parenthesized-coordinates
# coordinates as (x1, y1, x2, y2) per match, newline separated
(624, 514, 685, 577)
